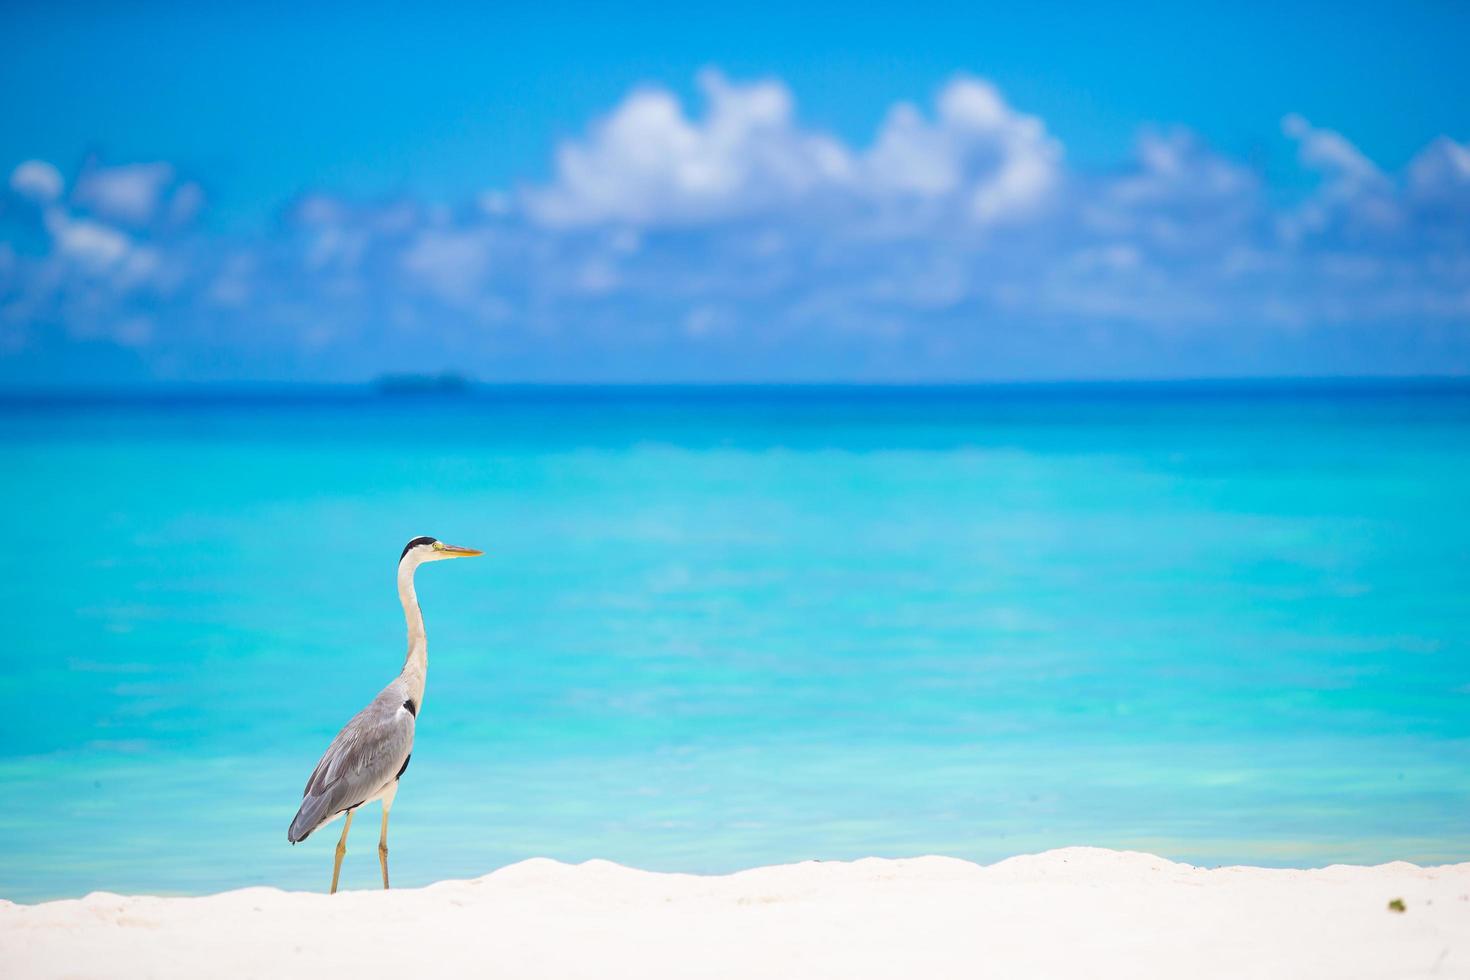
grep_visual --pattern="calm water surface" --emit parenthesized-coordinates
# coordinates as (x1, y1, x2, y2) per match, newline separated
(2, 384, 1468, 901)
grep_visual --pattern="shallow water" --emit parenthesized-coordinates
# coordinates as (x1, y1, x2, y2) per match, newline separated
(2, 383, 1468, 901)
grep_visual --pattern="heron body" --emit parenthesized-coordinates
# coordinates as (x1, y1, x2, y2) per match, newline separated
(287, 535, 481, 892)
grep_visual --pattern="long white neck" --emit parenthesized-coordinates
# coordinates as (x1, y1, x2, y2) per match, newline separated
(398, 557, 428, 704)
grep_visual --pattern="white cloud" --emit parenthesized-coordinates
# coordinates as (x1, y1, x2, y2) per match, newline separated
(71, 161, 201, 228)
(1406, 137, 1470, 215)
(42, 208, 134, 270)
(1115, 130, 1253, 206)
(528, 69, 852, 226)
(1084, 131, 1257, 253)
(527, 72, 1060, 230)
(865, 78, 1060, 224)
(9, 160, 64, 204)
(1280, 115, 1400, 240)
(1282, 114, 1384, 186)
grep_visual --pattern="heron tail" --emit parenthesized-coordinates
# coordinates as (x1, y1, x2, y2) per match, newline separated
(287, 797, 327, 844)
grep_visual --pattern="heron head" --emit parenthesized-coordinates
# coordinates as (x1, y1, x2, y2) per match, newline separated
(399, 535, 484, 565)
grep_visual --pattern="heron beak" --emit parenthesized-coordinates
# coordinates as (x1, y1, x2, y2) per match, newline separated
(435, 543, 484, 558)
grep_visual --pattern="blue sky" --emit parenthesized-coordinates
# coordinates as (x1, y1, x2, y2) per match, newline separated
(2, 1, 1469, 382)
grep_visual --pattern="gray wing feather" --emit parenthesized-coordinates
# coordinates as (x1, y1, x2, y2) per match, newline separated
(287, 683, 415, 843)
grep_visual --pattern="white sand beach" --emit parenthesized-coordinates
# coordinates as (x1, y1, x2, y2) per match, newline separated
(4, 847, 1467, 979)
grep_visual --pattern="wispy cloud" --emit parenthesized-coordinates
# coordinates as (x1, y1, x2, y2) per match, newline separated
(3, 71, 1469, 381)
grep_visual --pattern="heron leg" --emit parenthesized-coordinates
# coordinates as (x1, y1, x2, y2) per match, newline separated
(330, 809, 354, 895)
(378, 783, 398, 890)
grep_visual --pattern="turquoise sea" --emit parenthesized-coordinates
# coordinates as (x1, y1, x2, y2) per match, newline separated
(2, 383, 1468, 902)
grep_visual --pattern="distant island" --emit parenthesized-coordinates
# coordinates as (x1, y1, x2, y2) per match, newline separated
(373, 372, 473, 395)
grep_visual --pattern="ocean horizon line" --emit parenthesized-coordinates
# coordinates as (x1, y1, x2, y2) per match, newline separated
(5, 374, 1470, 405)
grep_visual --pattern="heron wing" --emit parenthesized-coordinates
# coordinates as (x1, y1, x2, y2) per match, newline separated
(287, 684, 415, 843)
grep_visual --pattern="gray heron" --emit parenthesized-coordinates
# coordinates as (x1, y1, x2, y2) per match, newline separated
(287, 535, 483, 893)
